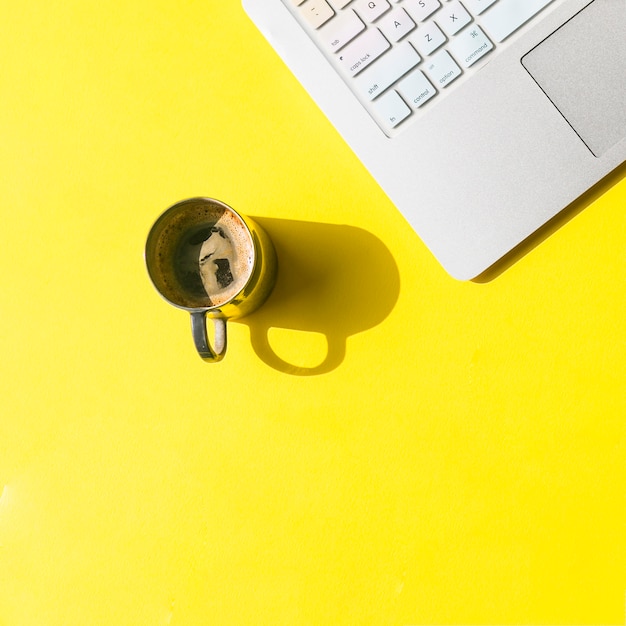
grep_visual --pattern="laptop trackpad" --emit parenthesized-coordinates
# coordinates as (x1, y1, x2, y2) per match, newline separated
(522, 0, 626, 157)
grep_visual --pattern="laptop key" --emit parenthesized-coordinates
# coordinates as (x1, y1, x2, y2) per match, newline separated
(379, 8, 416, 42)
(481, 0, 555, 42)
(354, 41, 421, 100)
(328, 0, 352, 8)
(397, 69, 437, 108)
(461, 0, 498, 15)
(337, 28, 391, 76)
(424, 49, 462, 88)
(448, 25, 493, 67)
(404, 0, 441, 22)
(412, 20, 446, 56)
(437, 1, 472, 37)
(353, 0, 392, 23)
(319, 9, 365, 52)
(301, 0, 335, 29)
(372, 90, 411, 129)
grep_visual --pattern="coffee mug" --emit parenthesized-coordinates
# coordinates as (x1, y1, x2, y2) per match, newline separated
(145, 197, 277, 362)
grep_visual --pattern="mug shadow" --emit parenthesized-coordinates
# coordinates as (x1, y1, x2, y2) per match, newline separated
(474, 160, 626, 282)
(237, 218, 400, 376)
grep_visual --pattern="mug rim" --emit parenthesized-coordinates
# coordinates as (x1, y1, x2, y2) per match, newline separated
(145, 196, 257, 312)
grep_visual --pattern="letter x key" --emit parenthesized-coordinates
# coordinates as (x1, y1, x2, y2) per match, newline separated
(438, 0, 471, 36)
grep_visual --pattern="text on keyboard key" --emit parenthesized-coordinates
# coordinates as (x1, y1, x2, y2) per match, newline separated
(354, 41, 421, 100)
(372, 90, 411, 129)
(447, 25, 493, 67)
(437, 0, 472, 37)
(337, 28, 391, 75)
(319, 9, 365, 52)
(353, 0, 392, 22)
(379, 8, 416, 42)
(403, 0, 441, 22)
(301, 0, 335, 29)
(424, 49, 462, 87)
(397, 69, 437, 107)
(411, 20, 446, 56)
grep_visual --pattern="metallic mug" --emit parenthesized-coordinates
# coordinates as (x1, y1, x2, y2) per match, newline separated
(145, 197, 277, 362)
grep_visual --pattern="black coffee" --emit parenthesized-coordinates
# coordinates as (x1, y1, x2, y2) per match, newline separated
(150, 200, 254, 308)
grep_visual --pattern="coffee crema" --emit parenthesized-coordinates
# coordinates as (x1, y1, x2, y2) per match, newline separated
(151, 201, 254, 309)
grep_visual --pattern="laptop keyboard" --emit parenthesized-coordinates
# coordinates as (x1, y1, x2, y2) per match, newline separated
(286, 0, 556, 134)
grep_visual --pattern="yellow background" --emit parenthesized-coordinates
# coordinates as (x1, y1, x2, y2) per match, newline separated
(1, 1, 624, 624)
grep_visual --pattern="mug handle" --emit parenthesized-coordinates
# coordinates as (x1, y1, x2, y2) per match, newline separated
(190, 311, 227, 362)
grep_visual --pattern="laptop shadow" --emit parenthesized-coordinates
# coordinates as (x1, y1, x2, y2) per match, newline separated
(474, 161, 626, 282)
(238, 218, 400, 376)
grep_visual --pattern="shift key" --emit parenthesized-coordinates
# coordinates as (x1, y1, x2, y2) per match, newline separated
(355, 41, 421, 100)
(337, 28, 391, 76)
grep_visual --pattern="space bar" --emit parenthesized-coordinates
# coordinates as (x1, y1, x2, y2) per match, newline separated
(481, 0, 555, 42)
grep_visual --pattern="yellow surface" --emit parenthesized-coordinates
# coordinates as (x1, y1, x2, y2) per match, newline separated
(0, 2, 624, 624)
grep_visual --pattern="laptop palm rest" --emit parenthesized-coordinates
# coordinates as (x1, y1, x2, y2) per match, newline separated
(521, 0, 626, 157)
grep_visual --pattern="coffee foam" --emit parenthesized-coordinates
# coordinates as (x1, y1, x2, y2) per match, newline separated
(152, 201, 254, 309)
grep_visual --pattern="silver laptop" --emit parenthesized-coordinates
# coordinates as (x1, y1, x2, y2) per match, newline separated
(243, 0, 626, 279)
